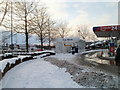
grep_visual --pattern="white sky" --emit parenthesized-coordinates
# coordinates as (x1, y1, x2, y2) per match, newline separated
(37, 0, 119, 38)
(39, 0, 118, 25)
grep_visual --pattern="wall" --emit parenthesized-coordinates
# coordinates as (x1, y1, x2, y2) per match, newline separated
(55, 38, 85, 53)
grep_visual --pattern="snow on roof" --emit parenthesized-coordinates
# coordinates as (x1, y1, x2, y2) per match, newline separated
(56, 38, 85, 42)
(90, 43, 95, 46)
(90, 41, 102, 46)
(95, 41, 102, 45)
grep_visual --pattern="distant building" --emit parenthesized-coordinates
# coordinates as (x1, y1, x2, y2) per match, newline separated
(55, 38, 85, 53)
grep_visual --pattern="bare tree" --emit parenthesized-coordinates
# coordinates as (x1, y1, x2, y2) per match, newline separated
(0, 1, 9, 26)
(46, 18, 56, 49)
(77, 24, 89, 40)
(77, 24, 97, 41)
(55, 21, 69, 38)
(32, 7, 49, 50)
(2, 1, 37, 52)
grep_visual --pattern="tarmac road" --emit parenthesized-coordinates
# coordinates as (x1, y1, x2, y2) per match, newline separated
(75, 54, 119, 76)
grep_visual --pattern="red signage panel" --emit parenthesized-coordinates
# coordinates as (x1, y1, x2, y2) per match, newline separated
(93, 25, 120, 32)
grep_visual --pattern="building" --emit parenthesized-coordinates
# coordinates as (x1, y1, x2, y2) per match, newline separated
(93, 25, 120, 38)
(55, 38, 85, 53)
(93, 25, 120, 57)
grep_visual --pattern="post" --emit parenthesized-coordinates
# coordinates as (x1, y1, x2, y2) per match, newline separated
(11, 2, 13, 46)
(11, 2, 14, 53)
(48, 18, 51, 50)
(25, 3, 29, 52)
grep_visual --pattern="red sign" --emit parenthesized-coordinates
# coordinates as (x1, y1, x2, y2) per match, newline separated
(110, 47, 115, 53)
(93, 25, 120, 32)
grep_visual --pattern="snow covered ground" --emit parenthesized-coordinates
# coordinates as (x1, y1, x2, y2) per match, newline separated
(1, 56, 84, 88)
(0, 52, 118, 88)
(46, 53, 118, 88)
(50, 53, 76, 62)
(80, 49, 108, 55)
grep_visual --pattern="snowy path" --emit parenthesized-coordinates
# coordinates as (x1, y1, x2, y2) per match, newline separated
(1, 56, 83, 88)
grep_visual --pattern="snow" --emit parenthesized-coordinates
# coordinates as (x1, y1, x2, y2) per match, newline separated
(1, 53, 118, 88)
(41, 50, 55, 53)
(17, 55, 30, 60)
(30, 50, 55, 55)
(1, 58, 18, 72)
(0, 55, 30, 72)
(40, 53, 50, 58)
(0, 50, 55, 73)
(90, 42, 102, 46)
(50, 53, 76, 61)
(0, 53, 12, 57)
(1, 56, 83, 88)
(13, 50, 55, 55)
(95, 41, 102, 45)
(47, 53, 118, 88)
(0, 54, 3, 57)
(90, 43, 95, 46)
(80, 49, 107, 55)
(4, 53, 12, 56)
(108, 57, 115, 59)
(49, 53, 95, 72)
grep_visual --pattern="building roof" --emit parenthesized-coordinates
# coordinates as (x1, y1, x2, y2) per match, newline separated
(93, 25, 120, 37)
(56, 38, 85, 42)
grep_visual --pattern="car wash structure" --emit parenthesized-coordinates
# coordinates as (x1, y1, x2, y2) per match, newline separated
(55, 38, 85, 53)
(93, 25, 120, 57)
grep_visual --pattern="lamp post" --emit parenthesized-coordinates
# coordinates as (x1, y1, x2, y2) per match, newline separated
(11, 2, 13, 45)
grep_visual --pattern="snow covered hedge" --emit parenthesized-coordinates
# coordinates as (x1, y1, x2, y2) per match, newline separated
(0, 55, 33, 77)
(0, 53, 13, 60)
(13, 50, 55, 56)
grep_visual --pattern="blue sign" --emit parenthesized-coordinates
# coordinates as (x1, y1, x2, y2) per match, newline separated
(110, 43, 114, 47)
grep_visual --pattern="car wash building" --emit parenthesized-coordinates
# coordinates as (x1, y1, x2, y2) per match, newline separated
(93, 25, 120, 56)
(55, 38, 85, 53)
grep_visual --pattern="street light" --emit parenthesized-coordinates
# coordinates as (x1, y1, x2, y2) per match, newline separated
(11, 2, 13, 45)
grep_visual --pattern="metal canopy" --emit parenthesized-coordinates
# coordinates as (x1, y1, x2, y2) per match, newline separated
(93, 25, 120, 37)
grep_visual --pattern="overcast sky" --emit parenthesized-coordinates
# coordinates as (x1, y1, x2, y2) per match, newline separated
(40, 0, 118, 26)
(35, 0, 118, 38)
